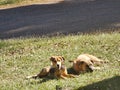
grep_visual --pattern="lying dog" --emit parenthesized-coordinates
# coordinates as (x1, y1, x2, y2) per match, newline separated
(26, 56, 75, 79)
(49, 56, 76, 79)
(69, 54, 108, 74)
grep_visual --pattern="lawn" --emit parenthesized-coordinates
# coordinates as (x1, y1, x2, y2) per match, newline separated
(0, 0, 62, 8)
(0, 32, 120, 90)
(0, 0, 62, 9)
(0, 0, 59, 5)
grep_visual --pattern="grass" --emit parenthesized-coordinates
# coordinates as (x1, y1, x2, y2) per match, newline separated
(0, 0, 34, 5)
(0, 32, 120, 90)
(0, 0, 21, 5)
(0, 0, 62, 9)
(0, 0, 53, 5)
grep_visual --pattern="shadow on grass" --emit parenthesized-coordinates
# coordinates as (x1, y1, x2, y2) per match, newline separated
(0, 0, 120, 39)
(29, 77, 56, 84)
(77, 76, 120, 90)
(67, 67, 79, 75)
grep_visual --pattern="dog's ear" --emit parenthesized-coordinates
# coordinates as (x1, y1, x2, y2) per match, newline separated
(90, 60, 94, 64)
(58, 56, 65, 62)
(50, 56, 55, 62)
(62, 56, 65, 61)
(59, 56, 65, 62)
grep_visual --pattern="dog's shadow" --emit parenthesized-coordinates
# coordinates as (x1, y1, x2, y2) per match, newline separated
(67, 67, 92, 75)
(29, 76, 56, 85)
(67, 67, 78, 75)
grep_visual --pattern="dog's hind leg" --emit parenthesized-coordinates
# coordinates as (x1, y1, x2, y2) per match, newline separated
(37, 66, 51, 78)
(26, 66, 51, 79)
(85, 54, 107, 65)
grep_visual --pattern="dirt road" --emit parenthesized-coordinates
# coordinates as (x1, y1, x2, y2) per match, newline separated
(0, 0, 120, 39)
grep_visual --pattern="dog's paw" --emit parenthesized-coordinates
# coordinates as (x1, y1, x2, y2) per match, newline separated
(25, 76, 32, 79)
(94, 67, 101, 70)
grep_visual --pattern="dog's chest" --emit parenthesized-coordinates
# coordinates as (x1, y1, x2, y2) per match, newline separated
(49, 66, 65, 77)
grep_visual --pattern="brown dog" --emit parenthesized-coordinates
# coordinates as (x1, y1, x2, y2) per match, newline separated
(26, 56, 75, 79)
(49, 56, 75, 79)
(70, 54, 108, 74)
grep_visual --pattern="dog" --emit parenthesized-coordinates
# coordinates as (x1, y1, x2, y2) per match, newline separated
(26, 56, 75, 79)
(69, 54, 108, 74)
(49, 56, 76, 79)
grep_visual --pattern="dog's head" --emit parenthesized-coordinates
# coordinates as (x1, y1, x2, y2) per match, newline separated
(50, 56, 65, 70)
(76, 59, 94, 72)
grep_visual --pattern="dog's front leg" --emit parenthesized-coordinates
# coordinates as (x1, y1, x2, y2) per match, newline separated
(63, 73, 76, 78)
(60, 75, 67, 79)
(68, 74, 76, 78)
(93, 67, 101, 70)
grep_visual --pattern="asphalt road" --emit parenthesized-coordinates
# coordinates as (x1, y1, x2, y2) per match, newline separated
(0, 0, 120, 39)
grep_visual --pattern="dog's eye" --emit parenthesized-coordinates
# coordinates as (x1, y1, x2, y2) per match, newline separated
(53, 60, 57, 63)
(79, 61, 84, 65)
(81, 61, 84, 64)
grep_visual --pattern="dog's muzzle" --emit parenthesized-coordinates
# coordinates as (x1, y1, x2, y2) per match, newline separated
(57, 64, 60, 69)
(87, 65, 94, 72)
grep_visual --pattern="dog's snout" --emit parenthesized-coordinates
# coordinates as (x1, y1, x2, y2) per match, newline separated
(57, 64, 59, 68)
(89, 67, 93, 72)
(87, 65, 94, 72)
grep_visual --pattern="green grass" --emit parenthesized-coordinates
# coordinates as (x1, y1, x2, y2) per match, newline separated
(0, 0, 56, 6)
(0, 0, 47, 5)
(0, 0, 23, 5)
(0, 32, 120, 90)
